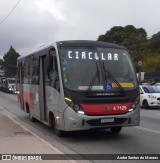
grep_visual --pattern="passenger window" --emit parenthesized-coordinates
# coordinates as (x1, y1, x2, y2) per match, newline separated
(31, 55, 39, 85)
(47, 48, 60, 92)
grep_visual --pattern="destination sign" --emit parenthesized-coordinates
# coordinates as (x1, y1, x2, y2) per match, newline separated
(67, 51, 119, 60)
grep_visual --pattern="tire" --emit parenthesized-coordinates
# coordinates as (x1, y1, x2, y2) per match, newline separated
(49, 114, 65, 137)
(54, 123, 65, 137)
(110, 126, 122, 134)
(29, 110, 36, 122)
(142, 100, 150, 109)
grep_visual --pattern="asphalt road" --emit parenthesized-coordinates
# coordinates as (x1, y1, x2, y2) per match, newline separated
(0, 91, 160, 163)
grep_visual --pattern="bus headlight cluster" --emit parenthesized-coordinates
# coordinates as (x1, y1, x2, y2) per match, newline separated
(129, 96, 140, 112)
(65, 97, 85, 115)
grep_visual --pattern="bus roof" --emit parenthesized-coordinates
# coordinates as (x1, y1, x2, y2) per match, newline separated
(56, 40, 127, 49)
(17, 40, 127, 63)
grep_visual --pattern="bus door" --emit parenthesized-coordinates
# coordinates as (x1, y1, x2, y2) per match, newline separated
(39, 55, 47, 121)
(39, 48, 60, 122)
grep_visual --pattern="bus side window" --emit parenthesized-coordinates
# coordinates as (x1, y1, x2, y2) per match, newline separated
(53, 58, 60, 92)
(47, 49, 60, 92)
(31, 56, 39, 85)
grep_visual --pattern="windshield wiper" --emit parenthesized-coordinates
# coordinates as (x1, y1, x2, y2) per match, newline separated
(85, 62, 100, 96)
(102, 61, 125, 95)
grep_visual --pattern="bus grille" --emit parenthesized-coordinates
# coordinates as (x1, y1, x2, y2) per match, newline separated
(81, 98, 129, 104)
(86, 118, 127, 126)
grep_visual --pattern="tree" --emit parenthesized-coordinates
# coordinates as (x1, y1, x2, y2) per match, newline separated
(98, 26, 124, 44)
(97, 25, 151, 72)
(0, 59, 4, 67)
(0, 59, 4, 77)
(3, 46, 20, 77)
(97, 25, 147, 46)
(147, 32, 160, 50)
(155, 55, 160, 71)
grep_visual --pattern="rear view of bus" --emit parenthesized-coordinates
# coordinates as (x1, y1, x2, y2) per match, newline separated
(58, 40, 140, 135)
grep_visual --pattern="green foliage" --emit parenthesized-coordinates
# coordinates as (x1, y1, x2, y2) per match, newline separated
(142, 54, 156, 72)
(98, 26, 124, 44)
(97, 25, 160, 72)
(3, 46, 20, 77)
(147, 32, 160, 50)
(0, 59, 4, 67)
(154, 55, 160, 71)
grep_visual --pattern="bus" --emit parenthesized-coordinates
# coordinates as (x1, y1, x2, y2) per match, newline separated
(17, 40, 140, 137)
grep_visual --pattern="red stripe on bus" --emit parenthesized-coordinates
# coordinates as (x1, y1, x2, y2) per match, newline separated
(17, 91, 33, 109)
(24, 91, 33, 108)
(81, 103, 131, 115)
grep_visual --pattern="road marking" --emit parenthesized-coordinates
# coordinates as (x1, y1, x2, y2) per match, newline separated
(135, 126, 160, 135)
(154, 113, 160, 116)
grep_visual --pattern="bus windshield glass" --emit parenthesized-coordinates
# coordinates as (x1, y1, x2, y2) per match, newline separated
(59, 47, 138, 92)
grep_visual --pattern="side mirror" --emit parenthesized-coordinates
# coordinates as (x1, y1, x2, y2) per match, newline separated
(140, 90, 143, 94)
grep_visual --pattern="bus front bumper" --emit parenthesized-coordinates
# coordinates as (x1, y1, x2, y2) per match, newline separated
(63, 106, 140, 131)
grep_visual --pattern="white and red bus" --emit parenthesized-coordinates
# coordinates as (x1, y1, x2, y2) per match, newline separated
(17, 40, 140, 136)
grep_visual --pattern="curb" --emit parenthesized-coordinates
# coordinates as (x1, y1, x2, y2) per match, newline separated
(0, 106, 78, 163)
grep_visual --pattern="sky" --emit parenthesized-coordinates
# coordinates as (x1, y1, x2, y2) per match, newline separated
(0, 0, 160, 58)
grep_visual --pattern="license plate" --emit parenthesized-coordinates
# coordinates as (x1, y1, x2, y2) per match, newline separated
(101, 118, 114, 123)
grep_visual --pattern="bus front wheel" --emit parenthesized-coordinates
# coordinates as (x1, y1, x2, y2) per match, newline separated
(110, 126, 122, 134)
(54, 123, 65, 137)
(49, 113, 65, 137)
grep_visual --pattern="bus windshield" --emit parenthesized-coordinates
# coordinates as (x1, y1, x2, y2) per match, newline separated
(59, 47, 138, 92)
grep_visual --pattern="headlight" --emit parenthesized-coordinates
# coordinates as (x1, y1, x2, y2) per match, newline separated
(73, 104, 80, 111)
(148, 95, 157, 99)
(65, 97, 85, 115)
(16, 91, 20, 94)
(129, 96, 140, 112)
(9, 88, 12, 90)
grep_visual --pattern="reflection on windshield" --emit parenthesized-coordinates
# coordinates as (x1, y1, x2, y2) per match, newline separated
(143, 86, 160, 93)
(102, 61, 125, 95)
(60, 47, 137, 91)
